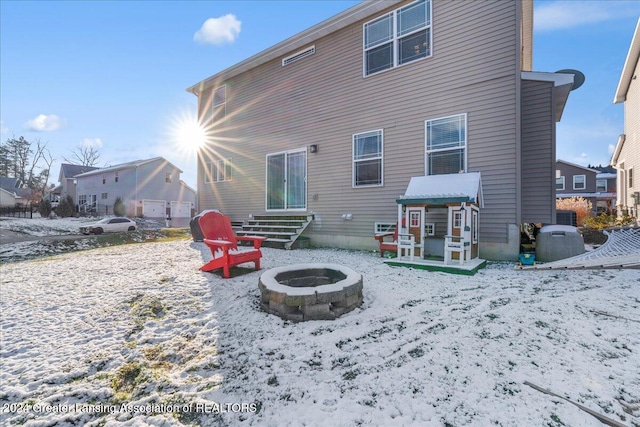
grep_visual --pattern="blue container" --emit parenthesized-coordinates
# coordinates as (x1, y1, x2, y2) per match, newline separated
(519, 253, 536, 266)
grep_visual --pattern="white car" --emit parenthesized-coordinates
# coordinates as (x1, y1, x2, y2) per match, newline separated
(80, 217, 137, 235)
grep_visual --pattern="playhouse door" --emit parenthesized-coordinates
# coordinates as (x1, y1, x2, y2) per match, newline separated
(406, 207, 423, 257)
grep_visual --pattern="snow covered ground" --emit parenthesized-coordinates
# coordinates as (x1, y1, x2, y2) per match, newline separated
(1, 218, 639, 427)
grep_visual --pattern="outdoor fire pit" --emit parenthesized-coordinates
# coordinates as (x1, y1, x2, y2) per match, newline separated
(258, 263, 363, 322)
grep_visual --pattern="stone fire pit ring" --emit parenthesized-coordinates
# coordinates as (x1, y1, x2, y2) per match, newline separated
(258, 263, 363, 322)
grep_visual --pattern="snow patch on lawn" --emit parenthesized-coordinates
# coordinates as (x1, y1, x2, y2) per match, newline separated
(1, 238, 639, 426)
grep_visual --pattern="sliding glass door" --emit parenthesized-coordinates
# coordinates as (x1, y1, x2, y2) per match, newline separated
(266, 149, 306, 210)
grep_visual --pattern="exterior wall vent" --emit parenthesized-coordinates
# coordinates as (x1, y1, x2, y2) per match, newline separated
(282, 45, 315, 66)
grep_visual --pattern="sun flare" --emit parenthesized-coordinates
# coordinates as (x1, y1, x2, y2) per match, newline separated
(174, 117, 206, 151)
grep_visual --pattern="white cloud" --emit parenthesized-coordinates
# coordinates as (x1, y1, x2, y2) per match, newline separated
(0, 120, 8, 134)
(23, 114, 65, 132)
(194, 14, 241, 45)
(80, 138, 103, 149)
(534, 1, 640, 32)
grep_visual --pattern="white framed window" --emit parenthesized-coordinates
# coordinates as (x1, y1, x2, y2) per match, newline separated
(101, 193, 107, 200)
(212, 85, 226, 121)
(556, 176, 565, 191)
(409, 211, 420, 227)
(363, 0, 431, 76)
(102, 174, 106, 184)
(629, 168, 634, 188)
(425, 114, 466, 175)
(205, 158, 232, 183)
(115, 172, 119, 183)
(353, 130, 383, 187)
(425, 223, 435, 236)
(78, 195, 87, 206)
(375, 222, 396, 234)
(453, 211, 462, 229)
(165, 173, 172, 183)
(573, 174, 586, 190)
(596, 179, 607, 192)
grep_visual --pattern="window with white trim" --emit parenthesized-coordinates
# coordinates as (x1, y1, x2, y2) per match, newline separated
(573, 174, 586, 190)
(472, 211, 478, 244)
(78, 195, 87, 206)
(205, 158, 232, 183)
(409, 211, 420, 227)
(556, 176, 565, 191)
(425, 223, 435, 236)
(425, 114, 466, 175)
(453, 211, 462, 229)
(596, 179, 607, 192)
(101, 193, 108, 200)
(363, 0, 431, 76)
(212, 85, 226, 121)
(115, 172, 119, 183)
(629, 168, 634, 188)
(165, 173, 172, 183)
(353, 130, 383, 187)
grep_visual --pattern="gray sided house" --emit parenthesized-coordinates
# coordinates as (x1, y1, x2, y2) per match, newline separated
(612, 18, 640, 220)
(555, 160, 616, 215)
(74, 157, 196, 225)
(188, 0, 574, 260)
(57, 163, 100, 205)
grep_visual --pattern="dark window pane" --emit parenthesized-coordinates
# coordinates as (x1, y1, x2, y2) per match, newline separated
(428, 149, 464, 175)
(366, 43, 393, 75)
(355, 159, 382, 186)
(399, 30, 429, 65)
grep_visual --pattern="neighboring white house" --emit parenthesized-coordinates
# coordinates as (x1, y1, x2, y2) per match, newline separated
(0, 177, 30, 207)
(55, 163, 100, 205)
(74, 157, 196, 225)
(612, 18, 640, 221)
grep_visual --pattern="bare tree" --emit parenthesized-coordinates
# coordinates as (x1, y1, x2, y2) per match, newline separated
(0, 136, 54, 201)
(64, 145, 100, 167)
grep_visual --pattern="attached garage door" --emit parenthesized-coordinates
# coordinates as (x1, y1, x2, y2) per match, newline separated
(142, 200, 166, 218)
(170, 201, 191, 218)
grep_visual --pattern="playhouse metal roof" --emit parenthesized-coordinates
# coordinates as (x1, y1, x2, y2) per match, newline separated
(397, 172, 484, 207)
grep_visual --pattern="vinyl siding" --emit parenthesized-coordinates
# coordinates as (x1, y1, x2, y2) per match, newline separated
(619, 55, 639, 210)
(197, 0, 522, 247)
(521, 80, 554, 223)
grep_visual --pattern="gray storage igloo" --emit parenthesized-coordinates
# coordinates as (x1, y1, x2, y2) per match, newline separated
(536, 225, 585, 262)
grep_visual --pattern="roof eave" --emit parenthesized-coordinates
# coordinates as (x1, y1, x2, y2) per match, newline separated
(613, 18, 640, 104)
(521, 71, 574, 122)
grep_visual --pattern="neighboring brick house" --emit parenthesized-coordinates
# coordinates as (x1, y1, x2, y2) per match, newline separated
(555, 160, 616, 215)
(188, 0, 575, 260)
(612, 18, 639, 220)
(74, 157, 196, 225)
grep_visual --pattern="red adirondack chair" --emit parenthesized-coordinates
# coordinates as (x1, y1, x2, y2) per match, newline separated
(374, 226, 399, 257)
(198, 211, 267, 278)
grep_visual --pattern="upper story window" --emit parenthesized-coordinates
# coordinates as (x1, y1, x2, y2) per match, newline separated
(115, 172, 119, 183)
(556, 176, 565, 191)
(629, 168, 634, 188)
(425, 114, 466, 175)
(165, 173, 172, 183)
(353, 130, 383, 187)
(212, 85, 226, 122)
(573, 175, 586, 190)
(363, 0, 431, 76)
(596, 179, 607, 192)
(205, 158, 232, 183)
(102, 174, 106, 184)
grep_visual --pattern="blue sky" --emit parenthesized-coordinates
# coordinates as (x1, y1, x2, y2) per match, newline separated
(1, 1, 639, 189)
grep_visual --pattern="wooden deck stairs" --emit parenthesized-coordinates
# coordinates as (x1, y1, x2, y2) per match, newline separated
(235, 213, 314, 249)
